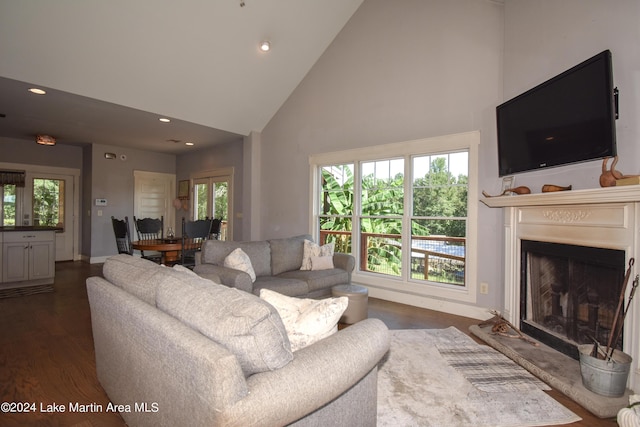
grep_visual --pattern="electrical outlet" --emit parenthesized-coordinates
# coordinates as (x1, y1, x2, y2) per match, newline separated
(480, 282, 489, 294)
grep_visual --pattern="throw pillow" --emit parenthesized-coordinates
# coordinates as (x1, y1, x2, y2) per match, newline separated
(224, 247, 256, 282)
(260, 288, 348, 352)
(310, 255, 334, 271)
(300, 240, 335, 271)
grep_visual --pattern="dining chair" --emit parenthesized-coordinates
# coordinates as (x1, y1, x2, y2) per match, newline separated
(181, 217, 213, 268)
(211, 218, 222, 240)
(111, 216, 133, 255)
(133, 216, 164, 263)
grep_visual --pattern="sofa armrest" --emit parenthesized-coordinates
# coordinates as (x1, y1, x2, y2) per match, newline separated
(220, 318, 390, 427)
(333, 253, 355, 282)
(193, 263, 254, 293)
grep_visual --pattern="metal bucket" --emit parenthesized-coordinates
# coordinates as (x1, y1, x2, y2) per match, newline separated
(578, 344, 632, 397)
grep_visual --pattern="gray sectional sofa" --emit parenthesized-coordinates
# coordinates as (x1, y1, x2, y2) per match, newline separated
(87, 254, 390, 427)
(193, 234, 354, 298)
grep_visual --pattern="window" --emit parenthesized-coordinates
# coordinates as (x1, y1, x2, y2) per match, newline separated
(32, 178, 65, 229)
(311, 132, 478, 302)
(360, 159, 404, 277)
(320, 164, 354, 254)
(411, 152, 467, 285)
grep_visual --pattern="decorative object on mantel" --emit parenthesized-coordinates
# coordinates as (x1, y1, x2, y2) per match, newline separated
(478, 309, 539, 347)
(482, 186, 531, 198)
(542, 184, 572, 192)
(600, 156, 640, 187)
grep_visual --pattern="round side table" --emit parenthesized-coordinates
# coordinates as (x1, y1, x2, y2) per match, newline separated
(332, 284, 369, 324)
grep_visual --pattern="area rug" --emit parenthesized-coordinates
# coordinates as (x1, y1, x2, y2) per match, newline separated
(0, 284, 54, 299)
(377, 327, 581, 427)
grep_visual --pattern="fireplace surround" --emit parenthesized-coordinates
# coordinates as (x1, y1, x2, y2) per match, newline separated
(482, 186, 640, 392)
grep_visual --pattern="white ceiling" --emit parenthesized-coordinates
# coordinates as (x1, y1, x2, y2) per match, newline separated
(0, 0, 363, 154)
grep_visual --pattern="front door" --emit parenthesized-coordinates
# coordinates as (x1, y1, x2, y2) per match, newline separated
(133, 171, 175, 235)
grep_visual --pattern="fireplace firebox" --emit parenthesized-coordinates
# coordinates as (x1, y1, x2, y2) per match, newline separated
(520, 240, 625, 360)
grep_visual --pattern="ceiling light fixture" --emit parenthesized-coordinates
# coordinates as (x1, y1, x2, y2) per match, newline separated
(159, 117, 171, 123)
(185, 142, 194, 146)
(259, 41, 271, 52)
(29, 88, 46, 95)
(36, 135, 56, 146)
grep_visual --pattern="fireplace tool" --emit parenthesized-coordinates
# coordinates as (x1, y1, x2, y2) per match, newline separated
(602, 258, 635, 361)
(605, 273, 639, 361)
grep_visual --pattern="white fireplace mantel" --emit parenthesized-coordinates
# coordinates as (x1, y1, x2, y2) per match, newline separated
(481, 185, 640, 208)
(483, 185, 640, 392)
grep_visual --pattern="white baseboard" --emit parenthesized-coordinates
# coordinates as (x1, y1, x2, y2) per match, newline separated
(362, 284, 492, 321)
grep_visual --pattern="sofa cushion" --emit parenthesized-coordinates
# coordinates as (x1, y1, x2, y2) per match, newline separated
(269, 234, 310, 276)
(277, 268, 349, 293)
(201, 240, 272, 277)
(260, 289, 348, 352)
(156, 276, 293, 377)
(301, 240, 335, 270)
(251, 276, 310, 297)
(102, 254, 164, 305)
(224, 248, 256, 282)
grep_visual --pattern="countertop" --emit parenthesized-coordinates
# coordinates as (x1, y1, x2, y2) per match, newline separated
(0, 226, 63, 232)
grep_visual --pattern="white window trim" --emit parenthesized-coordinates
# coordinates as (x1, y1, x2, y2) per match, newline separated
(309, 131, 480, 304)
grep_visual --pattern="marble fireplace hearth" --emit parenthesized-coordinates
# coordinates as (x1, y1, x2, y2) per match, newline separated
(480, 186, 640, 417)
(469, 323, 630, 418)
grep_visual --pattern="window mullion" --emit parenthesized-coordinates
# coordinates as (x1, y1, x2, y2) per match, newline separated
(353, 161, 362, 265)
(402, 154, 412, 281)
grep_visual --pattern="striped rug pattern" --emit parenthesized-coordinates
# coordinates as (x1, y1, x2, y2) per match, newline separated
(437, 342, 550, 393)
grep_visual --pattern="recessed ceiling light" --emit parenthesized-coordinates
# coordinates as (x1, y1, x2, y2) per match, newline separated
(159, 117, 171, 123)
(29, 88, 46, 95)
(259, 41, 271, 52)
(185, 142, 194, 146)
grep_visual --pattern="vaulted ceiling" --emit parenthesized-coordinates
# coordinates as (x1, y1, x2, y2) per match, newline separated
(0, 0, 363, 154)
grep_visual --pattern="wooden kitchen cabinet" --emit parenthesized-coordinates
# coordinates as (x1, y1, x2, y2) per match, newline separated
(1, 230, 55, 286)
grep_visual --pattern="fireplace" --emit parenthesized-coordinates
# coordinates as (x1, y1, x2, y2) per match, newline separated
(520, 240, 625, 360)
(482, 186, 640, 391)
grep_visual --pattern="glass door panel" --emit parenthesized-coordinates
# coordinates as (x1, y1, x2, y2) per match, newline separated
(2, 184, 17, 226)
(32, 178, 65, 229)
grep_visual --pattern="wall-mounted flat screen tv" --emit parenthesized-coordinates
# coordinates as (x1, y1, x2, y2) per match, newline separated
(497, 50, 617, 176)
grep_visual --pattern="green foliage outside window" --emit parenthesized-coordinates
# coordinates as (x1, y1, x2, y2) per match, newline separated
(33, 178, 64, 228)
(2, 185, 16, 226)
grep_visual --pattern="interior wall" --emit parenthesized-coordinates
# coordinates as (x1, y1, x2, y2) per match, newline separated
(90, 143, 175, 261)
(175, 139, 245, 241)
(502, 0, 640, 191)
(259, 0, 505, 312)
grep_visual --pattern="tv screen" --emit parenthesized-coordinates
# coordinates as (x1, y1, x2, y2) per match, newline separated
(497, 50, 617, 176)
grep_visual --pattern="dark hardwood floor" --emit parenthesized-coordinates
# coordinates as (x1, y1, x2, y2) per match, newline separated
(0, 261, 617, 426)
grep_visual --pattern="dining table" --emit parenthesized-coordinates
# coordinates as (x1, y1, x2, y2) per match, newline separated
(131, 237, 203, 265)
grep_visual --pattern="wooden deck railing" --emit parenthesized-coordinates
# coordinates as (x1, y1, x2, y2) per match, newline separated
(319, 230, 465, 281)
